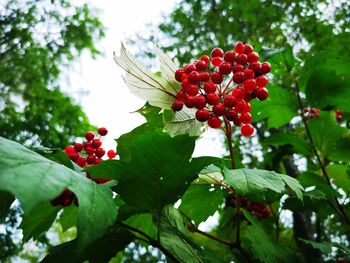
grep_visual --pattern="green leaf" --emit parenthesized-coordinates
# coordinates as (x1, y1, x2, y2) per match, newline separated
(89, 130, 219, 212)
(223, 168, 303, 200)
(300, 51, 350, 111)
(60, 205, 78, 232)
(263, 131, 312, 156)
(134, 102, 164, 127)
(300, 239, 350, 255)
(326, 164, 350, 193)
(164, 107, 204, 137)
(114, 43, 179, 109)
(0, 137, 118, 259)
(124, 213, 157, 240)
(0, 191, 14, 222)
(179, 180, 223, 225)
(250, 85, 298, 128)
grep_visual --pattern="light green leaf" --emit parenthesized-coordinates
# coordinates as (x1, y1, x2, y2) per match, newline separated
(124, 213, 157, 240)
(0, 137, 118, 259)
(114, 43, 178, 109)
(60, 205, 78, 232)
(300, 239, 350, 255)
(326, 164, 350, 193)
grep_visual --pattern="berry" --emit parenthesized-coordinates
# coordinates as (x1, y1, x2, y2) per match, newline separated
(194, 95, 206, 109)
(243, 79, 257, 93)
(92, 139, 102, 149)
(175, 69, 185, 82)
(189, 71, 201, 83)
(208, 116, 222, 128)
(200, 55, 210, 64)
(195, 60, 207, 71)
(232, 71, 245, 84)
(68, 152, 79, 162)
(213, 103, 226, 116)
(243, 69, 255, 79)
(195, 109, 210, 122)
(199, 72, 211, 82)
(76, 157, 87, 167)
(85, 131, 95, 141)
(223, 95, 236, 108)
(212, 57, 223, 67)
(87, 155, 96, 165)
(95, 148, 105, 158)
(232, 64, 244, 73)
(225, 109, 237, 121)
(255, 87, 269, 101)
(231, 88, 245, 101)
(256, 75, 269, 87)
(244, 44, 254, 54)
(204, 82, 217, 93)
(247, 52, 259, 63)
(74, 143, 84, 152)
(261, 62, 272, 74)
(219, 62, 232, 75)
(241, 124, 254, 137)
(233, 114, 241, 126)
(206, 92, 220, 105)
(107, 150, 117, 159)
(224, 51, 235, 63)
(240, 112, 252, 124)
(185, 96, 196, 108)
(235, 53, 248, 65)
(85, 147, 95, 156)
(249, 62, 262, 74)
(235, 101, 246, 113)
(184, 64, 196, 74)
(211, 47, 224, 58)
(177, 90, 187, 102)
(185, 84, 199, 96)
(211, 72, 223, 84)
(172, 100, 184, 111)
(64, 146, 75, 155)
(234, 41, 245, 54)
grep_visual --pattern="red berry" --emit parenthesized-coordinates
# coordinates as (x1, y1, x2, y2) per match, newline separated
(213, 103, 226, 116)
(247, 52, 259, 63)
(175, 69, 185, 82)
(189, 71, 201, 83)
(232, 71, 245, 84)
(172, 100, 184, 111)
(199, 72, 211, 82)
(235, 53, 248, 65)
(223, 95, 236, 108)
(87, 155, 96, 165)
(204, 82, 217, 93)
(234, 41, 245, 54)
(95, 148, 105, 158)
(211, 47, 224, 58)
(85, 147, 95, 156)
(93, 178, 111, 184)
(62, 198, 72, 207)
(219, 62, 232, 75)
(231, 88, 245, 101)
(241, 124, 254, 137)
(224, 51, 235, 63)
(249, 62, 262, 74)
(195, 60, 208, 71)
(261, 62, 272, 74)
(256, 75, 269, 87)
(244, 102, 251, 112)
(206, 93, 220, 105)
(184, 64, 196, 74)
(185, 96, 196, 108)
(91, 139, 102, 149)
(195, 109, 210, 122)
(98, 127, 108, 136)
(76, 157, 87, 167)
(244, 44, 254, 54)
(68, 152, 79, 162)
(211, 57, 223, 67)
(232, 64, 244, 73)
(84, 141, 92, 148)
(85, 132, 95, 141)
(243, 79, 257, 93)
(208, 116, 222, 128)
(337, 115, 343, 121)
(194, 95, 206, 109)
(303, 108, 309, 113)
(64, 146, 75, 156)
(211, 72, 223, 84)
(233, 114, 242, 126)
(177, 90, 187, 102)
(336, 110, 343, 115)
(185, 84, 199, 96)
(74, 143, 84, 152)
(255, 87, 269, 101)
(240, 112, 252, 124)
(243, 69, 255, 79)
(235, 101, 246, 113)
(107, 150, 117, 159)
(200, 55, 210, 64)
(225, 109, 237, 121)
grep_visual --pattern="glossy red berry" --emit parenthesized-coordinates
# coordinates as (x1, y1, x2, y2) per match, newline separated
(211, 57, 223, 67)
(255, 87, 269, 101)
(232, 64, 244, 73)
(95, 148, 105, 158)
(256, 75, 269, 87)
(241, 124, 254, 137)
(224, 51, 235, 63)
(231, 88, 245, 101)
(98, 127, 108, 136)
(244, 44, 254, 54)
(234, 41, 245, 54)
(213, 103, 226, 116)
(199, 72, 211, 82)
(184, 64, 196, 74)
(249, 62, 262, 74)
(107, 150, 117, 159)
(85, 132, 95, 141)
(211, 47, 224, 58)
(225, 109, 237, 121)
(92, 139, 102, 149)
(189, 71, 201, 83)
(68, 152, 79, 162)
(85, 147, 95, 156)
(223, 95, 236, 108)
(208, 116, 222, 128)
(243, 69, 255, 79)
(247, 52, 259, 63)
(74, 143, 84, 152)
(172, 100, 184, 111)
(175, 69, 185, 82)
(243, 79, 257, 93)
(64, 146, 75, 155)
(211, 72, 223, 84)
(206, 93, 220, 105)
(232, 71, 245, 84)
(240, 112, 252, 124)
(235, 101, 246, 113)
(200, 55, 210, 64)
(261, 62, 272, 74)
(235, 53, 248, 65)
(195, 109, 210, 122)
(185, 96, 196, 108)
(87, 155, 96, 165)
(204, 82, 217, 93)
(76, 157, 87, 167)
(185, 84, 199, 96)
(194, 95, 206, 109)
(195, 60, 208, 71)
(219, 62, 232, 75)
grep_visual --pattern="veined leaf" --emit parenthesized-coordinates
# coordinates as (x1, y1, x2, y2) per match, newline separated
(114, 43, 179, 109)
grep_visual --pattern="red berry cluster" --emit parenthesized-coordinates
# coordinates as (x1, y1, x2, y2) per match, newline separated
(336, 110, 343, 121)
(50, 127, 117, 207)
(238, 197, 271, 219)
(304, 107, 320, 120)
(172, 42, 271, 137)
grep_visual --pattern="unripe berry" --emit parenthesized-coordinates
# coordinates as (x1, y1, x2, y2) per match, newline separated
(200, 55, 210, 64)
(219, 62, 232, 75)
(195, 109, 210, 122)
(256, 75, 269, 87)
(224, 51, 235, 63)
(172, 100, 183, 111)
(211, 57, 223, 67)
(92, 139, 102, 149)
(107, 150, 117, 159)
(261, 62, 272, 74)
(235, 54, 248, 65)
(234, 41, 245, 54)
(95, 148, 105, 158)
(175, 69, 185, 82)
(247, 52, 259, 63)
(195, 60, 208, 71)
(211, 72, 223, 84)
(206, 92, 220, 105)
(204, 82, 217, 93)
(223, 95, 236, 108)
(85, 131, 95, 141)
(232, 71, 245, 84)
(189, 71, 201, 83)
(255, 88, 269, 101)
(211, 47, 224, 58)
(98, 127, 108, 136)
(241, 124, 254, 137)
(194, 95, 206, 109)
(213, 103, 226, 116)
(240, 112, 252, 124)
(208, 116, 222, 128)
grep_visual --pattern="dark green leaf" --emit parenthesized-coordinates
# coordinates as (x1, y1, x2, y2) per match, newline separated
(0, 191, 14, 222)
(60, 205, 78, 232)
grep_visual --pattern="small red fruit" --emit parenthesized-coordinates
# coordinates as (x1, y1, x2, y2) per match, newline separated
(212, 57, 223, 67)
(235, 53, 248, 65)
(172, 100, 184, 111)
(213, 103, 226, 116)
(95, 148, 105, 158)
(92, 139, 102, 149)
(211, 47, 224, 58)
(232, 71, 245, 84)
(219, 62, 232, 75)
(206, 93, 220, 105)
(223, 95, 236, 108)
(208, 116, 222, 128)
(234, 41, 245, 54)
(85, 131, 95, 141)
(244, 44, 254, 54)
(211, 72, 223, 84)
(240, 112, 252, 124)
(196, 109, 210, 122)
(175, 69, 185, 82)
(195, 60, 208, 71)
(64, 146, 75, 155)
(76, 157, 87, 167)
(188, 71, 201, 83)
(255, 87, 269, 101)
(200, 55, 210, 64)
(107, 150, 117, 159)
(194, 95, 206, 109)
(74, 143, 84, 152)
(261, 62, 272, 74)
(204, 82, 217, 93)
(256, 75, 269, 87)
(98, 127, 108, 136)
(247, 52, 259, 63)
(85, 147, 95, 156)
(224, 51, 235, 63)
(241, 124, 254, 137)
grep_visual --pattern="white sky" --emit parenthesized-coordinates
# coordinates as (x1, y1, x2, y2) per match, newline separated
(67, 0, 226, 157)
